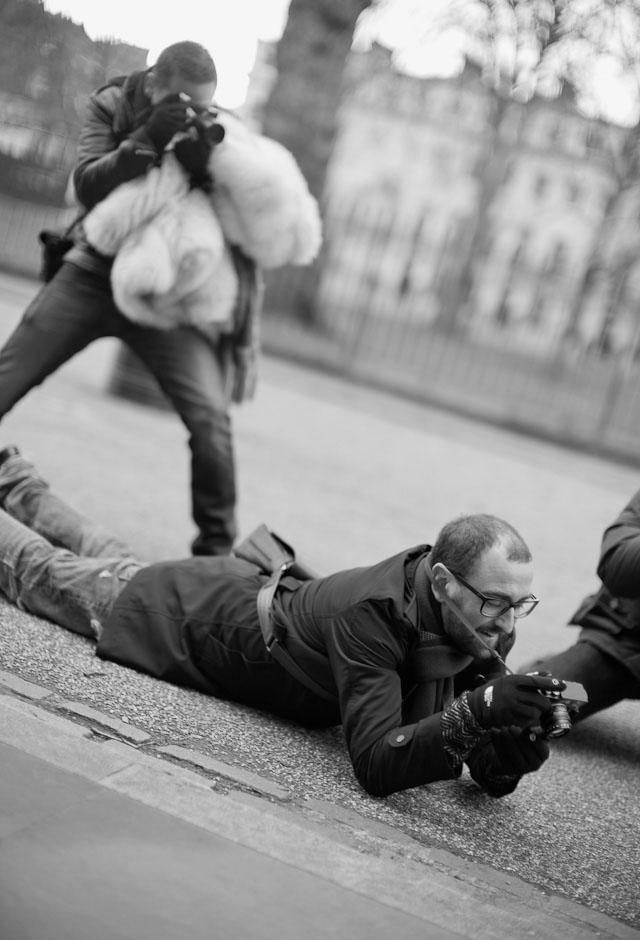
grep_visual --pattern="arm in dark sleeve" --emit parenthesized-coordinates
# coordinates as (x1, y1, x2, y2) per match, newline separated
(73, 89, 157, 210)
(597, 489, 640, 597)
(325, 604, 456, 797)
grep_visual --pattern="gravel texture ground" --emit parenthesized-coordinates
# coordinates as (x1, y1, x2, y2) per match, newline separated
(0, 272, 638, 929)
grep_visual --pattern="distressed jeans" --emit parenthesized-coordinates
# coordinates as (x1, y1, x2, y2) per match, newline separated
(0, 261, 237, 554)
(0, 453, 144, 638)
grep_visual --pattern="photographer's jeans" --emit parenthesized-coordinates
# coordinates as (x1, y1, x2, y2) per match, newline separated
(0, 453, 144, 638)
(0, 260, 237, 555)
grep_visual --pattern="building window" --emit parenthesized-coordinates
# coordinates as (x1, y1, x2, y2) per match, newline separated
(534, 174, 548, 198)
(567, 181, 581, 203)
(548, 243, 567, 276)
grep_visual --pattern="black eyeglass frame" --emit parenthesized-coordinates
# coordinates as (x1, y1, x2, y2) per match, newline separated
(447, 568, 539, 619)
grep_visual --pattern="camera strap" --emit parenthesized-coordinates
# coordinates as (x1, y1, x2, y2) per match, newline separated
(256, 566, 339, 705)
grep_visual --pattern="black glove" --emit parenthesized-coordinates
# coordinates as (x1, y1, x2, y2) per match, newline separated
(119, 141, 158, 180)
(145, 93, 190, 153)
(173, 124, 215, 186)
(467, 727, 550, 797)
(490, 727, 550, 775)
(467, 673, 566, 730)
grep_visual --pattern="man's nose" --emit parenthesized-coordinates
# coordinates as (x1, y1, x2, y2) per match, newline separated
(493, 607, 516, 633)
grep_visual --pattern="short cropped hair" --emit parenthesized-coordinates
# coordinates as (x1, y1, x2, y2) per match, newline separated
(154, 41, 217, 86)
(429, 513, 531, 577)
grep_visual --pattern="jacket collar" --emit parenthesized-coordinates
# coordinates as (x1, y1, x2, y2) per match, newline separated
(112, 69, 153, 136)
(405, 550, 475, 680)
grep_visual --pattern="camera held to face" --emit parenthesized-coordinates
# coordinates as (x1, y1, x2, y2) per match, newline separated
(180, 94, 225, 145)
(534, 678, 589, 738)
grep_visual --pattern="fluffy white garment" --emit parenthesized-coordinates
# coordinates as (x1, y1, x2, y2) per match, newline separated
(209, 112, 322, 268)
(83, 116, 322, 329)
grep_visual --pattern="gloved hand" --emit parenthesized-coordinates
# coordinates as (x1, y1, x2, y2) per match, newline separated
(490, 727, 550, 775)
(467, 673, 566, 730)
(467, 727, 550, 796)
(173, 124, 216, 189)
(119, 141, 158, 180)
(145, 93, 190, 153)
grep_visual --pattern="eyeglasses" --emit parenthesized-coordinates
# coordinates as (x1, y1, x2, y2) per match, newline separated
(448, 569, 539, 619)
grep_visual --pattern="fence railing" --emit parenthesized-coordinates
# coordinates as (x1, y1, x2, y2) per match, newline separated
(263, 202, 640, 465)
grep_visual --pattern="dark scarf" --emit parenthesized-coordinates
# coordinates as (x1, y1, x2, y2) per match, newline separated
(404, 555, 474, 722)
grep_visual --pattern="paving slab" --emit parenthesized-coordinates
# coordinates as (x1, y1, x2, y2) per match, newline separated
(0, 692, 637, 940)
(0, 742, 458, 940)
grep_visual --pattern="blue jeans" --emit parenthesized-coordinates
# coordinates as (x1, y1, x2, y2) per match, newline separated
(0, 452, 144, 638)
(0, 261, 236, 555)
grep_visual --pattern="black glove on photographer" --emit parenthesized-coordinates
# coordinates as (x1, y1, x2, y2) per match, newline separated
(467, 727, 550, 797)
(490, 727, 550, 774)
(467, 673, 565, 730)
(173, 122, 224, 191)
(143, 93, 190, 154)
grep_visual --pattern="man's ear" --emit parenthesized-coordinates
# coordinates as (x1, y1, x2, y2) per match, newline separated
(145, 70, 160, 103)
(430, 562, 454, 602)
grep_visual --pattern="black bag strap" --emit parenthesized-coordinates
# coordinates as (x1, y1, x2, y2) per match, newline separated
(38, 213, 81, 246)
(66, 213, 84, 236)
(256, 566, 338, 705)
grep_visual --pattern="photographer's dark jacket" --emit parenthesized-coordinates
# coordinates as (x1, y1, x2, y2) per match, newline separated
(97, 546, 510, 797)
(569, 488, 640, 680)
(66, 69, 261, 370)
(68, 69, 158, 276)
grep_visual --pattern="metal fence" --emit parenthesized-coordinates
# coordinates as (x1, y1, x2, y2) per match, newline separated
(263, 202, 640, 465)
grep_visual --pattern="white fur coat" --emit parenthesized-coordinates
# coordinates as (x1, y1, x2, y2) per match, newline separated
(83, 112, 322, 330)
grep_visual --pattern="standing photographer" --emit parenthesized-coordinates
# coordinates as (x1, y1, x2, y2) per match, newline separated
(0, 41, 260, 557)
(0, 446, 568, 799)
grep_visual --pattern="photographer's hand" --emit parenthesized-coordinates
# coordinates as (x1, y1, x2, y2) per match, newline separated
(466, 726, 550, 797)
(467, 673, 566, 730)
(144, 93, 190, 154)
(173, 124, 218, 191)
(491, 727, 550, 775)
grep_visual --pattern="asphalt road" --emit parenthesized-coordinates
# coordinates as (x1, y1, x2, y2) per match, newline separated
(0, 271, 638, 932)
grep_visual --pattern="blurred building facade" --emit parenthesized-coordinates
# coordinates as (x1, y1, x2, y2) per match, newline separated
(250, 43, 640, 461)
(318, 44, 637, 361)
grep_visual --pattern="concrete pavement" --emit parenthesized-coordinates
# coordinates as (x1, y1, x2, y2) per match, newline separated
(1, 683, 637, 940)
(0, 271, 639, 937)
(1, 717, 453, 940)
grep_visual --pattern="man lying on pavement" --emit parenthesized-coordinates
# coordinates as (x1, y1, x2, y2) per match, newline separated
(0, 446, 583, 798)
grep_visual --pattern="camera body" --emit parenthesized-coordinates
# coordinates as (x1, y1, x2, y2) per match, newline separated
(179, 94, 226, 144)
(538, 679, 589, 738)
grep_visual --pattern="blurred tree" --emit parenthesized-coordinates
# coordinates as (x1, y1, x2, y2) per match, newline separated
(0, 0, 145, 204)
(262, 0, 374, 203)
(560, 1, 640, 364)
(259, 0, 373, 322)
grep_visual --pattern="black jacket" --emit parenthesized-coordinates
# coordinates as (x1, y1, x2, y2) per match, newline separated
(98, 546, 507, 796)
(73, 69, 156, 211)
(64, 69, 158, 277)
(569, 488, 640, 680)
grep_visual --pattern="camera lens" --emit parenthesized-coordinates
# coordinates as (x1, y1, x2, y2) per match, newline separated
(542, 702, 572, 738)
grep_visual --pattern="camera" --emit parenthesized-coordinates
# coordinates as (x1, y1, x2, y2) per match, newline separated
(179, 94, 225, 144)
(536, 679, 589, 738)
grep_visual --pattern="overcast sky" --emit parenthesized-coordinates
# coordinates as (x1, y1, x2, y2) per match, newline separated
(42, 0, 638, 125)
